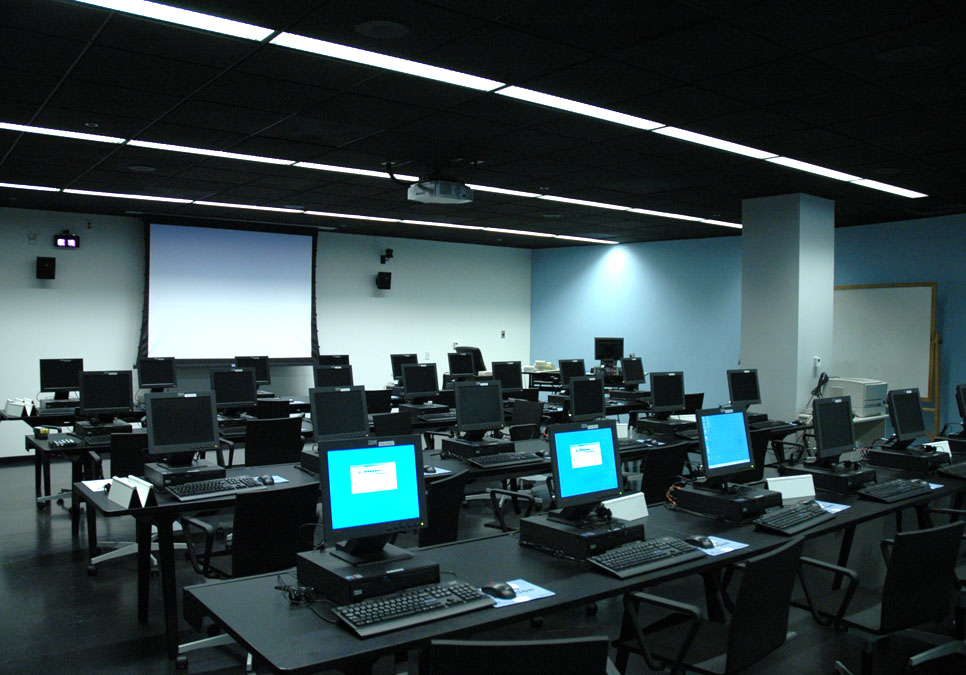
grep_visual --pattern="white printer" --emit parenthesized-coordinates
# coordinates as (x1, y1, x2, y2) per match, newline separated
(825, 377, 888, 417)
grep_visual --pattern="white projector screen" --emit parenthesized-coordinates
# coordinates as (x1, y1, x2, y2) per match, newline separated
(146, 223, 314, 360)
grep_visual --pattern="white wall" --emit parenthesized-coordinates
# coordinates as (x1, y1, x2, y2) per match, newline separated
(0, 207, 532, 457)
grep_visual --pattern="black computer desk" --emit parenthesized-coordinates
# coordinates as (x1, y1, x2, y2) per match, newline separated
(26, 433, 100, 522)
(73, 463, 319, 660)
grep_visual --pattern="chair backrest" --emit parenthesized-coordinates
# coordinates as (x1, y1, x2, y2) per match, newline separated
(373, 411, 413, 437)
(879, 520, 965, 632)
(639, 445, 688, 505)
(109, 431, 149, 477)
(230, 482, 319, 577)
(509, 399, 544, 440)
(726, 536, 805, 673)
(419, 470, 468, 547)
(683, 392, 704, 413)
(244, 416, 304, 467)
(428, 636, 612, 674)
(365, 389, 392, 414)
(254, 398, 290, 419)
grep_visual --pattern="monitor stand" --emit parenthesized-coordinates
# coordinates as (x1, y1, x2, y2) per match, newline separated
(781, 460, 876, 493)
(330, 535, 412, 566)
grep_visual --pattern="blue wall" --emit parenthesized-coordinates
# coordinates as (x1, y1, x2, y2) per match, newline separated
(531, 236, 743, 408)
(835, 214, 966, 430)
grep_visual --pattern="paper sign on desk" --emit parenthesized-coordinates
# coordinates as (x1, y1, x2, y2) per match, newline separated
(81, 479, 112, 492)
(485, 579, 555, 608)
(107, 475, 157, 508)
(423, 467, 452, 476)
(815, 500, 850, 514)
(701, 536, 749, 557)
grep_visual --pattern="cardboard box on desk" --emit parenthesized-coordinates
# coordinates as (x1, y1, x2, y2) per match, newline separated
(108, 475, 157, 508)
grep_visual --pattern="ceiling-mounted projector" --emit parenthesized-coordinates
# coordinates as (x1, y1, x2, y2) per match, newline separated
(407, 180, 473, 204)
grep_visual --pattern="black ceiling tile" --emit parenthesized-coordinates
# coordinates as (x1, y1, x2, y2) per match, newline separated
(71, 46, 223, 98)
(755, 126, 857, 158)
(168, 163, 269, 183)
(345, 71, 485, 110)
(134, 122, 246, 149)
(766, 85, 915, 127)
(671, 106, 808, 144)
(192, 71, 337, 115)
(697, 55, 865, 106)
(874, 65, 966, 106)
(0, 28, 86, 78)
(2, 0, 109, 38)
(787, 143, 904, 172)
(161, 100, 290, 137)
(828, 108, 966, 155)
(0, 70, 63, 107)
(32, 107, 152, 140)
(235, 48, 377, 90)
(167, 0, 320, 28)
(627, 85, 753, 126)
(515, 58, 678, 107)
(229, 136, 329, 163)
(46, 80, 184, 122)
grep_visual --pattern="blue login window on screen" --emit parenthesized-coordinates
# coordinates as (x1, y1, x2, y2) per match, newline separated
(702, 411, 751, 470)
(556, 427, 619, 500)
(325, 444, 420, 531)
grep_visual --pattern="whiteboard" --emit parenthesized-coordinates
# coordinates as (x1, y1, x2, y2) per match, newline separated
(831, 284, 936, 402)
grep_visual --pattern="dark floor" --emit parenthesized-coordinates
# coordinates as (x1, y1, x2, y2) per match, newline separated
(0, 454, 958, 674)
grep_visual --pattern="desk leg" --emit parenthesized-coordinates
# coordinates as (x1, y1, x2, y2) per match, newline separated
(137, 519, 151, 622)
(156, 519, 180, 660)
(31, 440, 42, 500)
(915, 504, 932, 529)
(85, 488, 98, 556)
(833, 525, 856, 590)
(70, 458, 84, 537)
(43, 452, 52, 503)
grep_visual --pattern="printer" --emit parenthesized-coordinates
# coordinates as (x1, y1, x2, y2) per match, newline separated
(825, 377, 887, 417)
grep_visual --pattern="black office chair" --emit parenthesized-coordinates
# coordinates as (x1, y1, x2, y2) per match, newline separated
(254, 398, 290, 419)
(615, 536, 805, 674)
(424, 635, 619, 674)
(373, 411, 413, 436)
(365, 389, 392, 414)
(418, 470, 468, 547)
(638, 445, 689, 505)
(506, 399, 544, 441)
(243, 416, 303, 467)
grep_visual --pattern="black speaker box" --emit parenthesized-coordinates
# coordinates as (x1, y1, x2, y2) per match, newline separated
(376, 271, 392, 290)
(36, 256, 56, 279)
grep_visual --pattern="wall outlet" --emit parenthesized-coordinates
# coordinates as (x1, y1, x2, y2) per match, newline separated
(424, 352, 430, 361)
(501, 330, 505, 338)
(27, 232, 37, 245)
(812, 355, 822, 367)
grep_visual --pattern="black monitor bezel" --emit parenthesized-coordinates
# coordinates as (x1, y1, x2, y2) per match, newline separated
(454, 380, 504, 433)
(558, 359, 586, 387)
(78, 370, 134, 417)
(137, 356, 177, 389)
(547, 418, 623, 511)
(812, 395, 856, 461)
(569, 375, 606, 422)
(309, 385, 370, 442)
(314, 364, 354, 388)
(209, 367, 258, 410)
(619, 357, 646, 386)
(727, 368, 761, 408)
(401, 363, 439, 400)
(144, 390, 220, 458)
(39, 358, 84, 393)
(390, 353, 418, 378)
(233, 355, 270, 385)
(447, 352, 475, 376)
(697, 408, 755, 481)
(650, 371, 686, 413)
(887, 388, 926, 444)
(491, 360, 523, 392)
(317, 434, 427, 542)
(317, 354, 350, 366)
(594, 337, 624, 362)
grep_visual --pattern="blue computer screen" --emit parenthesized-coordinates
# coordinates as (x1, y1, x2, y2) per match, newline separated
(325, 443, 421, 531)
(700, 411, 752, 471)
(554, 426, 620, 500)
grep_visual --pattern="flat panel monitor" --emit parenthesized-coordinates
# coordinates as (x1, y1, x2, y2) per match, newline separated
(447, 352, 475, 376)
(317, 354, 350, 366)
(491, 361, 523, 393)
(210, 368, 257, 411)
(454, 380, 504, 438)
(558, 359, 585, 387)
(401, 363, 438, 400)
(319, 434, 426, 564)
(620, 357, 646, 387)
(365, 389, 393, 414)
(812, 396, 855, 465)
(137, 356, 177, 390)
(594, 337, 624, 363)
(233, 356, 270, 385)
(39, 358, 83, 398)
(314, 364, 353, 388)
(727, 369, 761, 410)
(697, 409, 755, 484)
(650, 371, 686, 416)
(390, 353, 418, 379)
(956, 383, 966, 424)
(548, 419, 622, 522)
(79, 370, 134, 419)
(887, 388, 926, 450)
(310, 385, 369, 441)
(454, 345, 486, 374)
(570, 375, 606, 422)
(145, 391, 220, 465)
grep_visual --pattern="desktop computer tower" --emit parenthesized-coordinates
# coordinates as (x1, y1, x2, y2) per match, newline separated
(440, 436, 513, 459)
(669, 483, 781, 522)
(636, 418, 696, 435)
(518, 514, 644, 560)
(296, 548, 440, 605)
(780, 463, 877, 494)
(867, 448, 950, 473)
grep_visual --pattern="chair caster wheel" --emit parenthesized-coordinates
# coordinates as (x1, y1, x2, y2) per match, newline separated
(176, 655, 188, 669)
(56, 498, 65, 506)
(87, 564, 97, 576)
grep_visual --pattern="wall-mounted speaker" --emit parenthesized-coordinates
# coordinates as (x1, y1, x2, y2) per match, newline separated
(36, 256, 56, 280)
(375, 271, 392, 290)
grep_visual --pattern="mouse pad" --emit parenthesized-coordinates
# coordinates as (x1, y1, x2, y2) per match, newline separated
(484, 579, 555, 608)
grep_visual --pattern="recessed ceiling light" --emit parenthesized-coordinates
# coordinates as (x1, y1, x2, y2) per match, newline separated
(0, 121, 124, 144)
(74, 0, 274, 41)
(84, 122, 100, 128)
(63, 188, 191, 203)
(295, 160, 418, 181)
(654, 126, 777, 160)
(0, 182, 60, 192)
(304, 211, 400, 223)
(194, 200, 303, 213)
(127, 165, 156, 173)
(355, 19, 409, 40)
(766, 156, 859, 181)
(849, 179, 927, 199)
(466, 184, 540, 199)
(128, 140, 294, 165)
(537, 195, 629, 210)
(495, 86, 663, 130)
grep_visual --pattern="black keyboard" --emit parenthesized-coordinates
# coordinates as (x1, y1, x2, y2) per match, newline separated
(167, 476, 262, 501)
(419, 413, 456, 423)
(938, 461, 966, 479)
(750, 419, 787, 430)
(618, 437, 667, 451)
(857, 478, 933, 503)
(753, 500, 836, 535)
(466, 452, 544, 468)
(587, 537, 706, 579)
(330, 580, 495, 637)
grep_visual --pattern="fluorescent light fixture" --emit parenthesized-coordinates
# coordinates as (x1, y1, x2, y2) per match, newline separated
(766, 156, 859, 181)
(304, 210, 400, 223)
(194, 201, 303, 213)
(483, 227, 555, 238)
(0, 182, 60, 192)
(63, 188, 191, 203)
(400, 219, 482, 231)
(537, 194, 629, 210)
(271, 32, 504, 91)
(74, 1, 274, 41)
(701, 218, 743, 229)
(628, 207, 704, 222)
(653, 126, 777, 160)
(554, 234, 618, 245)
(0, 121, 124, 144)
(849, 178, 927, 199)
(295, 161, 418, 182)
(128, 140, 294, 165)
(496, 87, 662, 130)
(466, 184, 541, 199)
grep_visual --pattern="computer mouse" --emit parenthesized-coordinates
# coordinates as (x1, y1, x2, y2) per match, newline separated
(535, 449, 548, 458)
(423, 465, 437, 474)
(259, 475, 275, 486)
(685, 535, 714, 549)
(480, 581, 516, 600)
